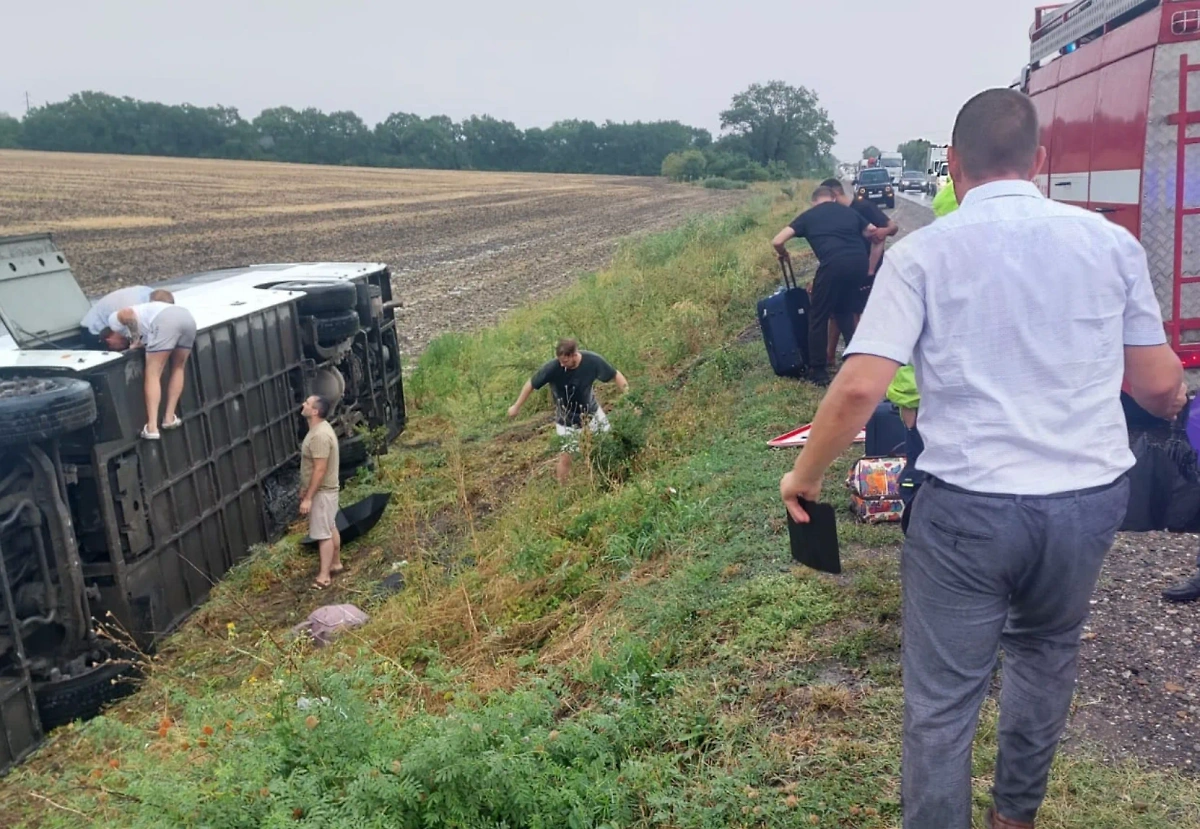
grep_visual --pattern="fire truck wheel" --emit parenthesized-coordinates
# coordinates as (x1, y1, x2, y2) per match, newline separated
(35, 657, 141, 730)
(273, 280, 358, 315)
(312, 309, 361, 346)
(0, 377, 97, 448)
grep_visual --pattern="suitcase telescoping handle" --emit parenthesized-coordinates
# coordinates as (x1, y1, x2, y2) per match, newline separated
(779, 256, 798, 290)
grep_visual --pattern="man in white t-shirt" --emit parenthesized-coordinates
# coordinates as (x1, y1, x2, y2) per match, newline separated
(80, 286, 173, 350)
(108, 300, 198, 440)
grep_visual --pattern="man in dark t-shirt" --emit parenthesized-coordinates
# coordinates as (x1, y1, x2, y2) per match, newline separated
(509, 338, 629, 483)
(823, 177, 897, 289)
(821, 177, 899, 364)
(772, 186, 877, 385)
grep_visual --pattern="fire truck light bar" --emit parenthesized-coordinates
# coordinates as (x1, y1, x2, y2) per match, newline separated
(1030, 0, 1160, 63)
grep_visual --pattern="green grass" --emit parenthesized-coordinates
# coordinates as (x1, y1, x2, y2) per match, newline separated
(701, 177, 750, 190)
(3, 187, 1198, 828)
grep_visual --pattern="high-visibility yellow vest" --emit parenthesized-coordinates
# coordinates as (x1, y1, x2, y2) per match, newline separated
(932, 177, 959, 218)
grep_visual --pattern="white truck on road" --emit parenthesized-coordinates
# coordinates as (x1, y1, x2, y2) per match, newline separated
(925, 144, 949, 195)
(879, 152, 904, 185)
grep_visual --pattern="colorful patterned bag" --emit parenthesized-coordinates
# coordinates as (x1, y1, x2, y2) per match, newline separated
(846, 457, 906, 524)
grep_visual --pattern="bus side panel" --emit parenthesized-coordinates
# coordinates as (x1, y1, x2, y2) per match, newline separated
(0, 675, 42, 775)
(1140, 40, 1200, 347)
(96, 302, 305, 645)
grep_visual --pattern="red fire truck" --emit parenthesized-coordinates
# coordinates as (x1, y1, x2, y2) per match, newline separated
(1018, 0, 1200, 368)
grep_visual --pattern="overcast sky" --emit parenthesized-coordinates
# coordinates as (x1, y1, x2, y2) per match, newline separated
(3, 0, 1044, 161)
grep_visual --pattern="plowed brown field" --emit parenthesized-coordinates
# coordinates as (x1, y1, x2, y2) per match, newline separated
(0, 150, 749, 353)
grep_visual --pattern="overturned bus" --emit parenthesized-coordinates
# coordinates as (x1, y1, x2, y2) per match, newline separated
(0, 234, 406, 772)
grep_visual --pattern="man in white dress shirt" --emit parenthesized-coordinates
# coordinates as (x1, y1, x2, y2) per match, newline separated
(779, 89, 1186, 828)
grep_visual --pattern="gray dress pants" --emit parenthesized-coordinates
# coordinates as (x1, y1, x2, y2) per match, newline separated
(900, 474, 1129, 828)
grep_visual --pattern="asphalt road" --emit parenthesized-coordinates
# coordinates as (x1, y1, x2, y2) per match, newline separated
(897, 188, 934, 208)
(890, 190, 935, 239)
(834, 177, 934, 243)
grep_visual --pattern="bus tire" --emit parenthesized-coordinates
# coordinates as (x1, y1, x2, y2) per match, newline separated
(312, 309, 361, 346)
(0, 377, 97, 448)
(35, 657, 141, 730)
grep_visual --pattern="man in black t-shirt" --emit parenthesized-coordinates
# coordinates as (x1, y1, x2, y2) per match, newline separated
(821, 178, 899, 364)
(823, 177, 898, 276)
(508, 338, 629, 483)
(772, 186, 877, 385)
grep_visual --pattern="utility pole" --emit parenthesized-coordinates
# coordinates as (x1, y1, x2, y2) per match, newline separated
(25, 91, 30, 114)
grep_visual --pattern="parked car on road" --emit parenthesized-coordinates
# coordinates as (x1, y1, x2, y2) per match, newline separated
(853, 168, 895, 209)
(0, 235, 407, 773)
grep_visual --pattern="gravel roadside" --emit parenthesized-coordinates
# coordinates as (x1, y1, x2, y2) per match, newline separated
(891, 192, 1200, 775)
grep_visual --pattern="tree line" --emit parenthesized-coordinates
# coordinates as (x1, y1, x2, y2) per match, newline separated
(0, 82, 836, 180)
(659, 81, 836, 184)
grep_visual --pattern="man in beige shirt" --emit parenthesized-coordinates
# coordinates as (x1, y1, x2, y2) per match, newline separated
(300, 395, 341, 588)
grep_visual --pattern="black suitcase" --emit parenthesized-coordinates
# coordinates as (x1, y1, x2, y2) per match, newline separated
(1122, 428, 1200, 532)
(758, 258, 810, 378)
(866, 400, 908, 457)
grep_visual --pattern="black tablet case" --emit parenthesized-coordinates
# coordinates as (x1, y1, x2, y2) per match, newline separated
(786, 498, 841, 574)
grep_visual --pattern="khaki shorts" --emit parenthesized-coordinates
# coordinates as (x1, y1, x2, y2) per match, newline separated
(307, 490, 340, 541)
(555, 407, 610, 455)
